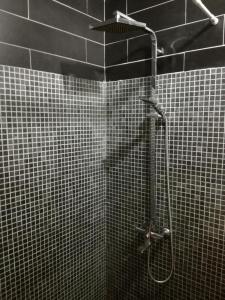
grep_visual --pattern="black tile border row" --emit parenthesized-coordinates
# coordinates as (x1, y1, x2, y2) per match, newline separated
(106, 45, 225, 80)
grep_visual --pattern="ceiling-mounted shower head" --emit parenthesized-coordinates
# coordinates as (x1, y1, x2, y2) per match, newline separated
(89, 11, 148, 33)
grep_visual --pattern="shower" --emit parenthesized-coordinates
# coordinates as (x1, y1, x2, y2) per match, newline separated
(90, 11, 157, 91)
(90, 11, 174, 284)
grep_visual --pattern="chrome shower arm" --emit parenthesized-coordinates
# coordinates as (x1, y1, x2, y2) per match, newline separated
(113, 12, 158, 90)
(145, 27, 158, 91)
(192, 0, 218, 25)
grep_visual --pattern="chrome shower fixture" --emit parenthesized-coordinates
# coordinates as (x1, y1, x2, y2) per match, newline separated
(192, 0, 219, 25)
(140, 96, 166, 119)
(90, 11, 148, 33)
(90, 11, 158, 91)
(90, 10, 174, 284)
(138, 97, 174, 284)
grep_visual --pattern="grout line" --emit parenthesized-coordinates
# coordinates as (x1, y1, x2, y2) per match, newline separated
(33, 48, 104, 68)
(0, 40, 104, 68)
(105, 14, 224, 46)
(183, 43, 225, 53)
(0, 8, 104, 46)
(127, 40, 129, 62)
(156, 13, 224, 32)
(52, 0, 102, 22)
(29, 49, 32, 69)
(128, 0, 174, 16)
(27, 0, 30, 19)
(107, 65, 225, 81)
(105, 44, 225, 68)
(107, 58, 152, 68)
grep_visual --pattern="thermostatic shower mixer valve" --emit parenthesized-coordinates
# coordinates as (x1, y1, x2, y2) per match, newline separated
(136, 226, 171, 254)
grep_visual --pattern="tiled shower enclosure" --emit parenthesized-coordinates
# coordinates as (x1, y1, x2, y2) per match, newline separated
(1, 65, 225, 299)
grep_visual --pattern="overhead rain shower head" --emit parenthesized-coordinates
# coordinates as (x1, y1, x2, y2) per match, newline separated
(89, 11, 148, 33)
(89, 10, 158, 90)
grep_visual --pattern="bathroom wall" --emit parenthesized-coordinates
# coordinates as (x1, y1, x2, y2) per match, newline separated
(106, 0, 225, 80)
(106, 67, 225, 299)
(0, 65, 106, 299)
(0, 0, 104, 80)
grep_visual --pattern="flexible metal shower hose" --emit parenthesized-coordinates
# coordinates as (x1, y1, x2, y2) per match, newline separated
(147, 119, 175, 284)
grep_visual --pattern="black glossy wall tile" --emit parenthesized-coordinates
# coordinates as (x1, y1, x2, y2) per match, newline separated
(106, 53, 184, 80)
(31, 51, 104, 80)
(0, 0, 27, 17)
(157, 53, 184, 74)
(29, 0, 104, 44)
(106, 41, 127, 66)
(105, 0, 225, 80)
(106, 60, 151, 80)
(105, 0, 126, 19)
(157, 16, 224, 55)
(105, 30, 138, 45)
(185, 46, 225, 71)
(0, 11, 85, 63)
(127, 0, 170, 13)
(187, 0, 225, 22)
(128, 35, 151, 62)
(57, 0, 104, 20)
(0, 0, 104, 79)
(132, 0, 185, 32)
(87, 41, 105, 66)
(88, 0, 104, 21)
(0, 43, 30, 68)
(57, 0, 87, 14)
(106, 0, 185, 44)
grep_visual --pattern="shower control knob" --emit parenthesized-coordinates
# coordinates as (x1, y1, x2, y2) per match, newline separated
(150, 228, 171, 240)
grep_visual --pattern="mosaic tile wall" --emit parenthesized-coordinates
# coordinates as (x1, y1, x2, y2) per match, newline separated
(1, 63, 225, 300)
(0, 65, 106, 300)
(106, 68, 225, 299)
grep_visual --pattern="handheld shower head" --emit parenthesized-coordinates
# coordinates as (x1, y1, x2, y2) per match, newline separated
(140, 97, 165, 119)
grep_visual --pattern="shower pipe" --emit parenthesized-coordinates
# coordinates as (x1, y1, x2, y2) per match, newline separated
(192, 0, 218, 25)
(140, 97, 174, 284)
(90, 11, 174, 284)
